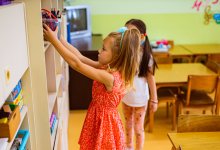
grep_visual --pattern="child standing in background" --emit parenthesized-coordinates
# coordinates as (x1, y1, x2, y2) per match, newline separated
(43, 24, 140, 149)
(122, 19, 158, 150)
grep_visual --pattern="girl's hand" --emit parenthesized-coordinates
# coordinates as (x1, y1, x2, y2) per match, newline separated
(43, 24, 58, 43)
(149, 100, 158, 112)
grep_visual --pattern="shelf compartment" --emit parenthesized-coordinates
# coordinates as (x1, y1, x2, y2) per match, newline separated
(48, 92, 57, 118)
(53, 119, 62, 150)
(57, 76, 63, 98)
(51, 119, 58, 148)
(44, 41, 51, 52)
(55, 51, 62, 75)
(51, 0, 58, 10)
(41, 1, 52, 10)
(45, 45, 56, 93)
(61, 62, 69, 91)
(0, 78, 4, 108)
(6, 105, 28, 150)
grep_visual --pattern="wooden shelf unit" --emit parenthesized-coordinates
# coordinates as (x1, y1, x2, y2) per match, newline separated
(0, 1, 69, 150)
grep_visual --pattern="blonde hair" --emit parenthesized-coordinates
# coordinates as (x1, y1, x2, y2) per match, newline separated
(107, 29, 140, 88)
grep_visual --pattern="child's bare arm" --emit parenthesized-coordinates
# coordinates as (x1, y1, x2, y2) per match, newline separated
(60, 35, 101, 68)
(43, 24, 114, 91)
(146, 70, 158, 112)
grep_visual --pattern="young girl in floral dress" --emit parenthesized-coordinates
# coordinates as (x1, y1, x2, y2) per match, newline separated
(43, 24, 140, 149)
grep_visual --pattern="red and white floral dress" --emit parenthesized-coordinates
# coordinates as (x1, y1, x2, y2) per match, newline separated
(78, 71, 125, 150)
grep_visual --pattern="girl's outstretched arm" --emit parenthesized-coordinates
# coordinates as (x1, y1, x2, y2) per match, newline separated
(59, 35, 101, 68)
(43, 24, 114, 91)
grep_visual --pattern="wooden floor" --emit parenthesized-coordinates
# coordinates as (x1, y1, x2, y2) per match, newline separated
(68, 103, 174, 150)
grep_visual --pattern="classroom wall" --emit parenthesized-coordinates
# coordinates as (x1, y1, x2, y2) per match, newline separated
(65, 0, 220, 44)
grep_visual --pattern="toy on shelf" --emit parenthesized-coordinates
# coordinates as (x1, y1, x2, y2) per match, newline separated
(151, 39, 173, 52)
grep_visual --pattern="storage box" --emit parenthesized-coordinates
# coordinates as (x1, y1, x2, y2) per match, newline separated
(16, 130, 30, 150)
(0, 106, 21, 141)
(42, 18, 59, 31)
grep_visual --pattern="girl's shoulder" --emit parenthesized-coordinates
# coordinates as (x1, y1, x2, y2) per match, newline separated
(112, 71, 124, 89)
(111, 71, 122, 80)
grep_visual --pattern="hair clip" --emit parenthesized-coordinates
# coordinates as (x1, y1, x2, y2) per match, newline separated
(117, 27, 128, 48)
(117, 27, 128, 33)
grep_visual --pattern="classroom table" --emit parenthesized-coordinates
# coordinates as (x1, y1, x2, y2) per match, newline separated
(168, 132, 220, 150)
(155, 63, 216, 89)
(169, 45, 193, 62)
(181, 44, 220, 62)
(147, 63, 216, 132)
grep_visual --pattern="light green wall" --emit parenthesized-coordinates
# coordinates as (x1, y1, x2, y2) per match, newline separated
(66, 0, 220, 44)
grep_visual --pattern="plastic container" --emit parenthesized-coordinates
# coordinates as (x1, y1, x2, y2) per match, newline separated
(16, 130, 30, 150)
(41, 9, 61, 39)
(42, 18, 58, 31)
(0, 0, 11, 5)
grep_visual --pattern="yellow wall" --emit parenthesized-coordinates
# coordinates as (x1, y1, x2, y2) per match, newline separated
(66, 0, 220, 44)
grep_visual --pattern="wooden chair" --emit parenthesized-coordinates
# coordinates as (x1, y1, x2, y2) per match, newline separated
(178, 75, 220, 115)
(146, 53, 178, 132)
(157, 88, 177, 130)
(206, 60, 220, 74)
(177, 115, 220, 132)
(208, 54, 220, 63)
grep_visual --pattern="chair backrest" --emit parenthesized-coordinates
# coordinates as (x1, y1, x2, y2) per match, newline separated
(177, 115, 220, 132)
(153, 52, 173, 64)
(186, 75, 219, 105)
(208, 54, 220, 63)
(206, 60, 220, 74)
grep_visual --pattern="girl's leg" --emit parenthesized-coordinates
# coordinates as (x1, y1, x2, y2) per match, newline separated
(134, 106, 147, 150)
(122, 102, 134, 149)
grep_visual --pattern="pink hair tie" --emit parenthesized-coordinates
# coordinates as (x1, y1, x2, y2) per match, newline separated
(143, 33, 147, 37)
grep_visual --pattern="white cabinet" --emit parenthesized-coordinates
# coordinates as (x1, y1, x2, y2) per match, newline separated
(0, 3, 35, 150)
(0, 77, 4, 108)
(0, 3, 28, 103)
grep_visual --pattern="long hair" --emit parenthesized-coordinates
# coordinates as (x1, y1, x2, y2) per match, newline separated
(107, 29, 140, 88)
(125, 19, 157, 77)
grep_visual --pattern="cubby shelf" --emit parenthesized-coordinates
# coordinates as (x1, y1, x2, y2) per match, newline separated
(6, 106, 28, 150)
(51, 119, 59, 148)
(48, 92, 57, 118)
(44, 41, 51, 52)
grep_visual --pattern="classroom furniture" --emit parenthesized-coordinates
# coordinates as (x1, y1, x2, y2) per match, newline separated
(177, 115, 220, 132)
(181, 44, 220, 63)
(154, 89, 177, 131)
(153, 52, 173, 64)
(155, 63, 216, 88)
(169, 45, 193, 63)
(0, 1, 69, 150)
(208, 54, 220, 63)
(69, 35, 102, 109)
(206, 60, 220, 74)
(168, 132, 220, 150)
(147, 63, 217, 132)
(148, 54, 177, 132)
(178, 75, 220, 115)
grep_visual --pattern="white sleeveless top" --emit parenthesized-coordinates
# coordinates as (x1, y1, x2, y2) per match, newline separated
(122, 55, 153, 107)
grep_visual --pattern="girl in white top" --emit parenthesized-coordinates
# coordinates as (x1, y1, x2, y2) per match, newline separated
(122, 19, 158, 150)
